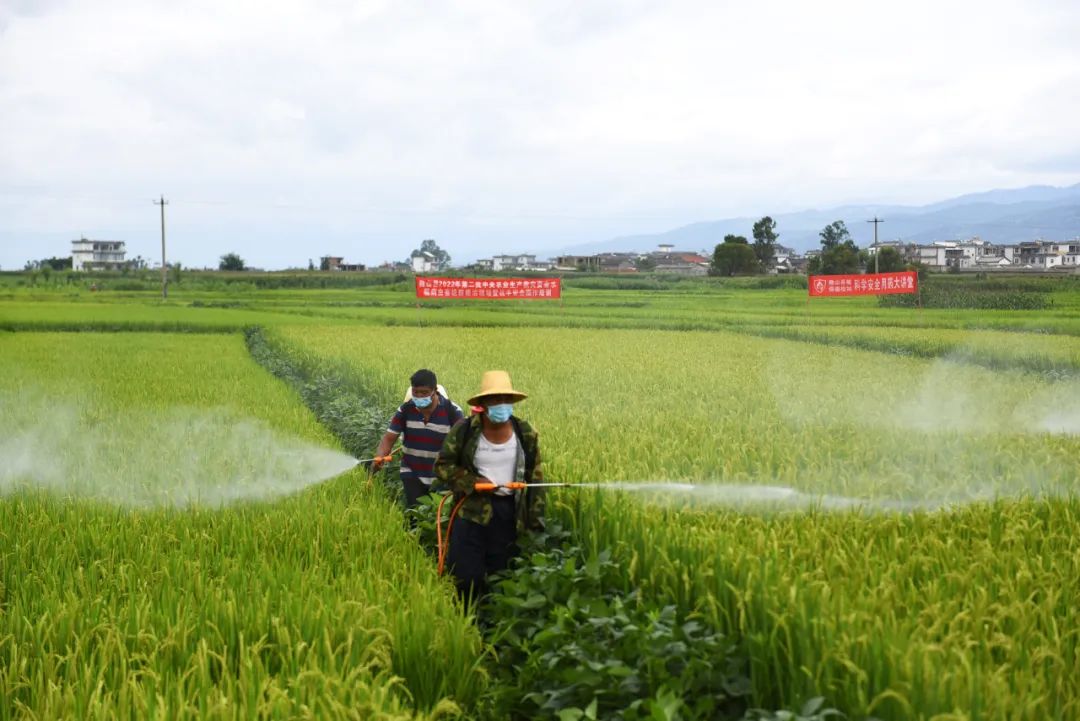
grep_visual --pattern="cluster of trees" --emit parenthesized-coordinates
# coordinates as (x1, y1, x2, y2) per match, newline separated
(709, 216, 779, 276)
(219, 253, 246, 271)
(408, 239, 451, 270)
(807, 220, 908, 275)
(24, 257, 73, 271)
(710, 217, 912, 277)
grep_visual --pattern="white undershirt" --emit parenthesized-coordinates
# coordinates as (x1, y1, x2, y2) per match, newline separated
(475, 433, 519, 497)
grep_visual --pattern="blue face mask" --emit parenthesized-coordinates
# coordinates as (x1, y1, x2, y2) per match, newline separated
(486, 403, 513, 423)
(412, 395, 433, 409)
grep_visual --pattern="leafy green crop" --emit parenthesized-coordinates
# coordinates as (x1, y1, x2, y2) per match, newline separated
(276, 322, 1080, 720)
(0, 332, 484, 719)
(4, 280, 1080, 720)
(482, 532, 750, 721)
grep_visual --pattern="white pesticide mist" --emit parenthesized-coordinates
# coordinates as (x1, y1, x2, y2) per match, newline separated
(724, 339, 1080, 512)
(765, 345, 1080, 439)
(574, 337, 1080, 513)
(591, 482, 973, 514)
(543, 341, 1080, 515)
(1033, 407, 1080, 435)
(0, 391, 358, 508)
(890, 355, 1080, 437)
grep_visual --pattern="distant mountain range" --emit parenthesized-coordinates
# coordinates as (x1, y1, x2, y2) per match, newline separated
(558, 182, 1080, 255)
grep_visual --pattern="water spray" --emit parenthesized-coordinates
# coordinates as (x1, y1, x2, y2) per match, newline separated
(435, 479, 977, 573)
(0, 397, 363, 508)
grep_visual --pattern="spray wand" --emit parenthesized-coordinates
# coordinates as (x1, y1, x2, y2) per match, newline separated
(358, 446, 402, 488)
(473, 481, 582, 491)
(355, 447, 401, 466)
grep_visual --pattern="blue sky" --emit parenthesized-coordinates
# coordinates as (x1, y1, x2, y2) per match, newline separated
(2, 0, 1080, 269)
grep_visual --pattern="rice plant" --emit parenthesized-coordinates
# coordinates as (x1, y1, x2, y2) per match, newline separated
(0, 332, 485, 719)
(277, 323, 1080, 720)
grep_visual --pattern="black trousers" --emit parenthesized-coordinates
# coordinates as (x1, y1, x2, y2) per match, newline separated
(446, 495, 519, 606)
(402, 475, 431, 510)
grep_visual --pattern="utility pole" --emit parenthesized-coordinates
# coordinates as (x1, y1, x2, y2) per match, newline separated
(154, 195, 168, 299)
(867, 216, 884, 274)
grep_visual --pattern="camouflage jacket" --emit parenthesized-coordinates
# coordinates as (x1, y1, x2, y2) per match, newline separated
(434, 415, 546, 533)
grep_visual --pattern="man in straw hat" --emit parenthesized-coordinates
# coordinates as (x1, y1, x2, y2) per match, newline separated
(435, 369, 545, 604)
(375, 369, 463, 510)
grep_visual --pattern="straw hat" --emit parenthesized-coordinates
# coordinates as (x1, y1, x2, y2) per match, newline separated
(467, 370, 528, 406)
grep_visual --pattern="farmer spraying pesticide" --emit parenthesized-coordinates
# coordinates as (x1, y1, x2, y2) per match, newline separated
(374, 369, 463, 510)
(435, 370, 545, 605)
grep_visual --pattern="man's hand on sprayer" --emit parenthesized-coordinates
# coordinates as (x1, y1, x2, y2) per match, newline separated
(363, 451, 394, 472)
(369, 443, 396, 471)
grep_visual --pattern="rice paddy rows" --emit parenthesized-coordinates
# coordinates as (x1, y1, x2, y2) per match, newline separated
(272, 322, 1080, 720)
(6, 283, 1080, 339)
(3, 282, 1079, 720)
(0, 333, 484, 720)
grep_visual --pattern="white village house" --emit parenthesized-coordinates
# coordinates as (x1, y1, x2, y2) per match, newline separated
(411, 251, 438, 273)
(907, 238, 1079, 271)
(1024, 241, 1080, 269)
(71, 238, 126, 271)
(484, 254, 552, 272)
(472, 254, 553, 271)
(915, 238, 1015, 270)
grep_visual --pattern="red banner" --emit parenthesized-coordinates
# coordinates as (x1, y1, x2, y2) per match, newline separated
(809, 271, 918, 297)
(415, 276, 561, 300)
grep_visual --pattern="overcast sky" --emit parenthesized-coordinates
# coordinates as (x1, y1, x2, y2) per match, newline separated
(2, 0, 1079, 269)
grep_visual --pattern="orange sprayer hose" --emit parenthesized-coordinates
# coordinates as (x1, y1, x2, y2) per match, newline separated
(437, 493, 468, 576)
(438, 481, 530, 575)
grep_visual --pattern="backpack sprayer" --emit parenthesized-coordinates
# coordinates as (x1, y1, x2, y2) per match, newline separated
(374, 402, 586, 574)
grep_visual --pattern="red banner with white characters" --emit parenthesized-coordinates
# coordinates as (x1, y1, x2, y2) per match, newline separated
(808, 271, 918, 297)
(415, 276, 561, 300)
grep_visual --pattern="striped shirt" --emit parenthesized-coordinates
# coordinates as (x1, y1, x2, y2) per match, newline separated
(388, 395, 464, 486)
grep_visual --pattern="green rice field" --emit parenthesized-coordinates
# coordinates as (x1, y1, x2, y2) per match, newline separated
(1, 272, 1077, 720)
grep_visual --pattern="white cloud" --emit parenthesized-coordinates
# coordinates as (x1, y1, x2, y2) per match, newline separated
(2, 0, 1079, 268)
